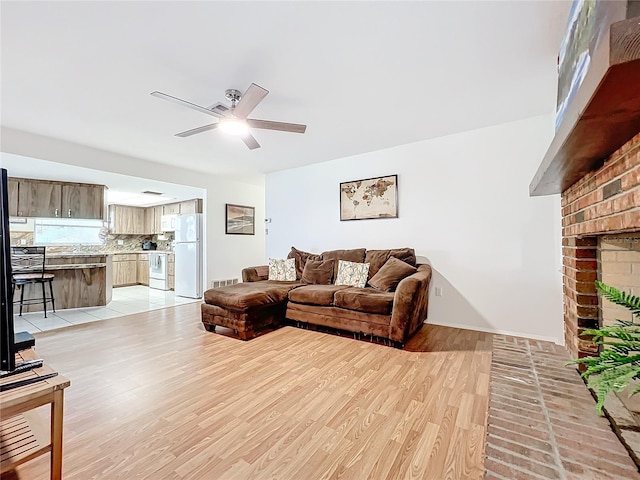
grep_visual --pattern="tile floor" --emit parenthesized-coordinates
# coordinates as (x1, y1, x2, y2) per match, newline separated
(13, 285, 201, 333)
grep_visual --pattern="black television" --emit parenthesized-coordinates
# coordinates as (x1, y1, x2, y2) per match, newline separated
(1, 167, 16, 372)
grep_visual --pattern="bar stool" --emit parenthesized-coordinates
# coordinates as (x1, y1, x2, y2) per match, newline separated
(11, 246, 56, 317)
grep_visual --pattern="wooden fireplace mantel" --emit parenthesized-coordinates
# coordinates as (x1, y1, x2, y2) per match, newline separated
(530, 16, 640, 197)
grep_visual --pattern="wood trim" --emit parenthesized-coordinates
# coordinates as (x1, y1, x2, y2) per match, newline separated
(530, 16, 640, 196)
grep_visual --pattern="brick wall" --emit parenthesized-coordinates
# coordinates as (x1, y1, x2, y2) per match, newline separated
(600, 234, 640, 327)
(561, 132, 640, 359)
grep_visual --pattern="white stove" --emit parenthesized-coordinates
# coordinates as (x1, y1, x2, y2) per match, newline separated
(149, 252, 169, 290)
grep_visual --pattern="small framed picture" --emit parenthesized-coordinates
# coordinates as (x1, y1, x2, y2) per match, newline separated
(225, 204, 255, 235)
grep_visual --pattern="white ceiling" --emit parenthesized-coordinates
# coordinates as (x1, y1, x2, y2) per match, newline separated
(1, 1, 571, 178)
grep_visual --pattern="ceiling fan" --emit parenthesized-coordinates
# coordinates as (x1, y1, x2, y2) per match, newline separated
(151, 83, 307, 150)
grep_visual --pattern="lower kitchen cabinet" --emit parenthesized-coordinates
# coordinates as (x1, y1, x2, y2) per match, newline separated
(167, 253, 175, 290)
(112, 254, 137, 287)
(137, 254, 149, 285)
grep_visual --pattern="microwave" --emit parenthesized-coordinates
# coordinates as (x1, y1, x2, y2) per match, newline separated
(161, 214, 177, 232)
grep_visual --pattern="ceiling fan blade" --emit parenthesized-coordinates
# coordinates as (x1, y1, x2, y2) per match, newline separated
(247, 119, 307, 134)
(241, 132, 261, 150)
(233, 83, 269, 119)
(151, 91, 223, 118)
(175, 123, 219, 137)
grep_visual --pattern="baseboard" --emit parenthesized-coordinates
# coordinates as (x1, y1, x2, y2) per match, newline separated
(425, 319, 563, 345)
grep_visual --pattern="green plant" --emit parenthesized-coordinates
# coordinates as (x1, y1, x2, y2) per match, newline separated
(571, 280, 640, 413)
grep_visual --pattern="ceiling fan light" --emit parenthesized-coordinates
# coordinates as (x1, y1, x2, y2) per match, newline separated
(219, 117, 249, 136)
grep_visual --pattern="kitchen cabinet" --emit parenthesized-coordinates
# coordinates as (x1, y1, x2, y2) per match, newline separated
(163, 203, 180, 215)
(154, 206, 163, 233)
(61, 184, 105, 219)
(144, 208, 155, 235)
(10, 177, 106, 219)
(167, 253, 175, 290)
(112, 254, 137, 287)
(109, 205, 146, 234)
(179, 199, 203, 214)
(16, 180, 62, 218)
(144, 205, 164, 234)
(137, 254, 149, 285)
(8, 179, 18, 216)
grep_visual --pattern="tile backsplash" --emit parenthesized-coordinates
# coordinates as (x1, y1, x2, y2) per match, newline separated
(9, 231, 174, 253)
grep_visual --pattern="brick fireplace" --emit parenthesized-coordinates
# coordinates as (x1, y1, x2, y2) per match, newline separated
(562, 132, 640, 359)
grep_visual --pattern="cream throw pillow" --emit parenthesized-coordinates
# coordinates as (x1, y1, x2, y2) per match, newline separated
(268, 258, 296, 281)
(334, 260, 370, 288)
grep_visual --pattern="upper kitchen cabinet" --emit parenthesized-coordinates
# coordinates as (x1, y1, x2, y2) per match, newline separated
(179, 199, 203, 215)
(16, 179, 62, 218)
(62, 184, 106, 219)
(8, 179, 19, 217)
(143, 205, 163, 234)
(162, 203, 180, 215)
(109, 205, 146, 234)
(154, 206, 163, 233)
(144, 207, 155, 235)
(10, 177, 106, 219)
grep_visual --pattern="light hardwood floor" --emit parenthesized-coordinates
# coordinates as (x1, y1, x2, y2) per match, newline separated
(13, 303, 492, 480)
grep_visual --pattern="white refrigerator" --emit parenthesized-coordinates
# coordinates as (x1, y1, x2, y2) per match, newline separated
(174, 213, 203, 298)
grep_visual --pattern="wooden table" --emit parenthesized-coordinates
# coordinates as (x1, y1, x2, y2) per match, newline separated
(0, 350, 70, 480)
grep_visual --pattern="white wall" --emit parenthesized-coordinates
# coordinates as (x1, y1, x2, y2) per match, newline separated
(266, 115, 563, 343)
(1, 127, 266, 286)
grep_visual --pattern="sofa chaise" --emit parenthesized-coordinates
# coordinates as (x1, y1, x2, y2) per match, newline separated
(201, 247, 432, 347)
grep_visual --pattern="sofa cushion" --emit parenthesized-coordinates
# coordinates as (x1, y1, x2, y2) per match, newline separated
(321, 248, 366, 279)
(334, 260, 370, 288)
(365, 248, 416, 279)
(368, 256, 418, 292)
(268, 258, 296, 281)
(288, 284, 350, 306)
(301, 259, 334, 285)
(204, 281, 300, 311)
(333, 287, 395, 315)
(287, 247, 322, 280)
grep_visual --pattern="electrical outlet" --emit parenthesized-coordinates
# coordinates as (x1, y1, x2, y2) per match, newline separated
(20, 239, 27, 245)
(435, 287, 443, 297)
(117, 239, 124, 245)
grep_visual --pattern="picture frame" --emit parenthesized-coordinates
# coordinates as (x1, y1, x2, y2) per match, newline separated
(339, 174, 398, 221)
(225, 203, 255, 235)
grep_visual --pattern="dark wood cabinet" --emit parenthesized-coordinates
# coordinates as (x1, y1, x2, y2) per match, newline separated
(16, 180, 62, 218)
(9, 177, 106, 219)
(61, 184, 105, 219)
(8, 179, 18, 216)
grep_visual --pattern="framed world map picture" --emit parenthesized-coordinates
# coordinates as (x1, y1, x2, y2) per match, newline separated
(340, 175, 398, 221)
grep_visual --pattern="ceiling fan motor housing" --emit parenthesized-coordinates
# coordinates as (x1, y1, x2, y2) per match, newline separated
(225, 89, 242, 107)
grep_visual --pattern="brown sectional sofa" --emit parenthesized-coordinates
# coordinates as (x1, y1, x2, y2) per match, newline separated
(201, 247, 432, 347)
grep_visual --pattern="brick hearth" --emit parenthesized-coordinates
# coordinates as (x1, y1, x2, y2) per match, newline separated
(485, 335, 639, 479)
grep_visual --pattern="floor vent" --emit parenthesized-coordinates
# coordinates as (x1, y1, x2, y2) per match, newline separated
(210, 278, 239, 289)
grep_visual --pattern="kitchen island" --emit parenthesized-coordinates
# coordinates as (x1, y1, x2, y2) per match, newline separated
(16, 253, 112, 313)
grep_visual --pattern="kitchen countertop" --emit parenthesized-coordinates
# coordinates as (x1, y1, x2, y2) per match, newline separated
(46, 253, 110, 258)
(110, 250, 172, 254)
(44, 250, 172, 257)
(45, 262, 107, 270)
